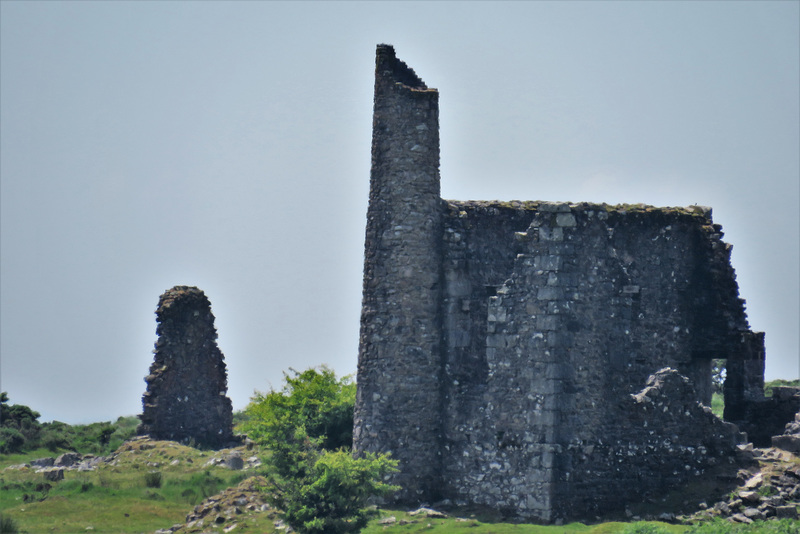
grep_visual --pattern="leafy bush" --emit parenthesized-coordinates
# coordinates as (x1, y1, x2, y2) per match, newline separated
(240, 366, 356, 451)
(273, 449, 398, 534)
(241, 366, 399, 534)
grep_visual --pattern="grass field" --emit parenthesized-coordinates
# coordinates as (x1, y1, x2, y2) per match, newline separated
(2, 440, 798, 534)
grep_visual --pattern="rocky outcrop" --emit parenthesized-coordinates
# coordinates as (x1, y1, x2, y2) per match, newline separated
(138, 286, 235, 449)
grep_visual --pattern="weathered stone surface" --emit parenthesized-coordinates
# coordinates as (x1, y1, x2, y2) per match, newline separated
(687, 446, 800, 523)
(138, 286, 234, 449)
(739, 490, 761, 503)
(181, 476, 271, 531)
(775, 505, 799, 519)
(55, 452, 81, 467)
(225, 451, 244, 470)
(354, 44, 771, 523)
(41, 467, 64, 481)
(771, 434, 800, 454)
(353, 44, 444, 502)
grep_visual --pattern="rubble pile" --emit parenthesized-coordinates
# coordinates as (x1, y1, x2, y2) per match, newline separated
(686, 447, 800, 524)
(156, 476, 273, 534)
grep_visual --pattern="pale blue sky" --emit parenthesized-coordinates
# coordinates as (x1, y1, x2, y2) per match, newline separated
(1, 1, 798, 423)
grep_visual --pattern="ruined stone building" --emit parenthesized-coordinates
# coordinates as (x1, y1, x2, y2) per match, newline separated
(139, 286, 234, 449)
(353, 45, 787, 522)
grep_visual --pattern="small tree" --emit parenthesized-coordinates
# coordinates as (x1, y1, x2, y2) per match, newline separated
(241, 367, 399, 534)
(241, 366, 356, 451)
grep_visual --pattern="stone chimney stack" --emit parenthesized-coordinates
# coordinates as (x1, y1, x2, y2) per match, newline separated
(138, 286, 234, 449)
(353, 44, 445, 502)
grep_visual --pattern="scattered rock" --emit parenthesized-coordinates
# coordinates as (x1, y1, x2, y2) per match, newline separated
(41, 467, 64, 482)
(776, 505, 799, 519)
(30, 457, 55, 468)
(163, 476, 271, 533)
(55, 452, 82, 467)
(3, 464, 29, 471)
(225, 452, 244, 470)
(738, 490, 761, 503)
(686, 446, 800, 525)
(731, 513, 753, 524)
(409, 507, 447, 518)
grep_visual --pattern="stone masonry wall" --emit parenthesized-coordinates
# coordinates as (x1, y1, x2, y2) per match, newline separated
(138, 286, 234, 449)
(353, 44, 445, 501)
(355, 45, 769, 522)
(439, 202, 752, 520)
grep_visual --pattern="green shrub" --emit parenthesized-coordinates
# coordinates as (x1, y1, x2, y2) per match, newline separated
(269, 449, 398, 534)
(41, 428, 72, 452)
(0, 393, 43, 453)
(188, 470, 225, 498)
(144, 470, 162, 488)
(0, 514, 19, 534)
(180, 487, 198, 504)
(242, 366, 399, 534)
(240, 366, 356, 451)
(0, 428, 25, 455)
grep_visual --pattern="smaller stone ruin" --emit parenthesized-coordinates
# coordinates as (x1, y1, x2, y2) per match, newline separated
(138, 285, 234, 448)
(772, 392, 800, 454)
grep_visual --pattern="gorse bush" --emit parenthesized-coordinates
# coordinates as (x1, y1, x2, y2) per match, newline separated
(241, 366, 399, 534)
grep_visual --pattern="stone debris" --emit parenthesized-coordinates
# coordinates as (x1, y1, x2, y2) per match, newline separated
(41, 467, 65, 481)
(55, 452, 82, 467)
(684, 447, 800, 524)
(772, 407, 800, 454)
(156, 476, 273, 534)
(409, 507, 448, 518)
(30, 457, 55, 468)
(203, 452, 261, 470)
(3, 451, 114, 479)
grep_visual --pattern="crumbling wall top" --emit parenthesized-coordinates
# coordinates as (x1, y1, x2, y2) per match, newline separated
(376, 44, 435, 92)
(446, 199, 713, 220)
